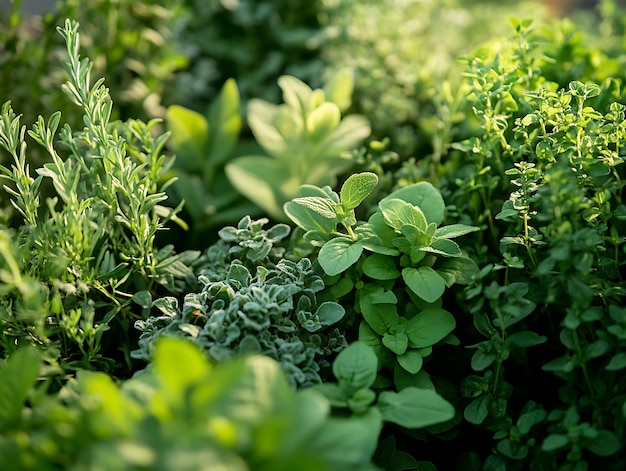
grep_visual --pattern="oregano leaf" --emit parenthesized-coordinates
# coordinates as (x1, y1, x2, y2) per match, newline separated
(340, 172, 378, 211)
(318, 238, 363, 276)
(402, 267, 446, 303)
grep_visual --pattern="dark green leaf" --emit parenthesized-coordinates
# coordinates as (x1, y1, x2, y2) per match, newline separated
(378, 387, 454, 428)
(402, 267, 446, 303)
(405, 308, 456, 348)
(318, 238, 363, 276)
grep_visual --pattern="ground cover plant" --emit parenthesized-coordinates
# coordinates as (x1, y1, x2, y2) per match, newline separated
(1, 1, 626, 470)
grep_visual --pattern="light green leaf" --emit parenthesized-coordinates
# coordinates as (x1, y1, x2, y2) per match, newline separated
(279, 75, 314, 114)
(318, 114, 371, 157)
(361, 253, 400, 280)
(381, 182, 445, 225)
(379, 198, 427, 232)
(306, 409, 382, 467)
(397, 350, 423, 374)
(247, 99, 287, 157)
(284, 185, 338, 235)
(360, 292, 399, 336)
(318, 238, 363, 276)
(542, 434, 569, 451)
(332, 341, 378, 390)
(434, 224, 480, 239)
(423, 238, 462, 257)
(402, 266, 446, 303)
(225, 156, 294, 221)
(323, 68, 354, 111)
(291, 196, 338, 219)
(307, 102, 341, 140)
(207, 78, 241, 165)
(383, 332, 408, 355)
(166, 105, 208, 172)
(405, 308, 456, 348)
(0, 347, 40, 428)
(153, 338, 210, 401)
(316, 302, 345, 326)
(340, 172, 378, 211)
(378, 387, 454, 428)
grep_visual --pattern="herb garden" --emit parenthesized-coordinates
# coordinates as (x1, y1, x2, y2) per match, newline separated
(0, 0, 624, 469)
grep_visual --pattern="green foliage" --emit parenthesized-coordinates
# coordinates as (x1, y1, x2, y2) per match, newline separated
(164, 79, 261, 242)
(424, 13, 626, 470)
(167, 0, 327, 111)
(0, 338, 384, 470)
(225, 71, 371, 221)
(0, 0, 186, 128)
(133, 217, 347, 387)
(286, 172, 478, 389)
(0, 19, 195, 375)
(315, 341, 454, 428)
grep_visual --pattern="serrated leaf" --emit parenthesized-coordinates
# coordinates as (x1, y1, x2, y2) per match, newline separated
(318, 238, 363, 276)
(340, 172, 378, 211)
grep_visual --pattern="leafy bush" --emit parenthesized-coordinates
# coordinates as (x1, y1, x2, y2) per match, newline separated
(408, 15, 626, 470)
(0, 338, 386, 470)
(133, 216, 348, 388)
(0, 19, 195, 376)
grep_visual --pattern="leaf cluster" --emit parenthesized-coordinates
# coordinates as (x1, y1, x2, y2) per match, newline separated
(0, 338, 386, 470)
(133, 217, 347, 388)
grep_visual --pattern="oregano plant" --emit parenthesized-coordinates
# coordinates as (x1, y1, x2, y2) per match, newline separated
(285, 172, 479, 386)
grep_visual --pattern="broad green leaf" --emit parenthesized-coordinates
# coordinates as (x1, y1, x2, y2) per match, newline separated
(423, 238, 462, 257)
(508, 331, 547, 348)
(132, 290, 153, 309)
(397, 350, 423, 374)
(207, 78, 241, 165)
(379, 198, 427, 232)
(333, 341, 378, 390)
(291, 196, 338, 219)
(307, 102, 341, 140)
(247, 99, 287, 157)
(318, 115, 371, 157)
(166, 105, 208, 172)
(471, 350, 497, 371)
(464, 396, 489, 425)
(360, 294, 399, 336)
(323, 68, 354, 111)
(402, 266, 446, 303)
(279, 388, 330, 452)
(405, 308, 456, 348)
(0, 347, 40, 428)
(383, 332, 408, 355)
(306, 408, 382, 467)
(361, 253, 400, 280)
(340, 172, 378, 211)
(381, 182, 445, 225)
(542, 434, 569, 451)
(318, 238, 363, 276)
(606, 352, 626, 371)
(77, 371, 142, 435)
(153, 337, 210, 401)
(586, 430, 621, 456)
(284, 185, 338, 235)
(378, 387, 454, 428)
(394, 366, 434, 391)
(437, 257, 480, 286)
(225, 156, 294, 221)
(316, 302, 345, 326)
(279, 75, 314, 114)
